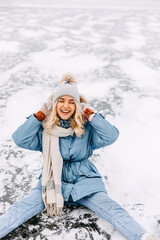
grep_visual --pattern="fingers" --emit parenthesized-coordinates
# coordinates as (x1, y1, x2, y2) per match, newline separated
(83, 108, 95, 121)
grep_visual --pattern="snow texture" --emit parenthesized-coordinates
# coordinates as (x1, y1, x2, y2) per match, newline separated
(0, 0, 160, 239)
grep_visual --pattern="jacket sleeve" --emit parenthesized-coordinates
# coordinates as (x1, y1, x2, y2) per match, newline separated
(89, 113, 119, 150)
(12, 114, 43, 151)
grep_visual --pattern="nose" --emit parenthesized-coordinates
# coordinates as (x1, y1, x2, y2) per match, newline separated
(63, 101, 69, 108)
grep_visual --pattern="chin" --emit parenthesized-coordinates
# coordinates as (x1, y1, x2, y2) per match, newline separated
(60, 114, 72, 120)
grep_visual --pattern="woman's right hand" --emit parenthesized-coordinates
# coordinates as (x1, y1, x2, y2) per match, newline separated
(40, 102, 51, 116)
(35, 95, 53, 122)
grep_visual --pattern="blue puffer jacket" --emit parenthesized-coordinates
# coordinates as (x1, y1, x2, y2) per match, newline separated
(12, 113, 119, 204)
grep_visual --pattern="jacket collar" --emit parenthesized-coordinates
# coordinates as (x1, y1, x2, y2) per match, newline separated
(60, 119, 70, 129)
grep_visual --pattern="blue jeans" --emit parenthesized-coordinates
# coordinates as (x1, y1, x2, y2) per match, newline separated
(0, 179, 147, 240)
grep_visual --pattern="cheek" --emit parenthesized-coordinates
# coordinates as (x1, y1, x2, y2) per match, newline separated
(57, 103, 61, 112)
(71, 105, 76, 113)
(57, 107, 61, 116)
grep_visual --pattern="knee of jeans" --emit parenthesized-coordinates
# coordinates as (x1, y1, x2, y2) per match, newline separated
(7, 190, 43, 218)
(101, 195, 124, 213)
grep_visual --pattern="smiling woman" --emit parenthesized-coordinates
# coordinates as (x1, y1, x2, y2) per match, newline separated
(0, 73, 159, 240)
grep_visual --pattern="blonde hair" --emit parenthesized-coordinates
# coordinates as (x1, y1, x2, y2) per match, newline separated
(43, 94, 88, 138)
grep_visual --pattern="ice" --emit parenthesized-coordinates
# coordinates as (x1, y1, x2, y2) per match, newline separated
(30, 50, 105, 76)
(115, 58, 160, 89)
(0, 40, 20, 52)
(19, 28, 46, 38)
(0, 0, 160, 239)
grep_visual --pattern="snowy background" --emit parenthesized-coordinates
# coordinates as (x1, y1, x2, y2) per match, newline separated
(0, 0, 160, 239)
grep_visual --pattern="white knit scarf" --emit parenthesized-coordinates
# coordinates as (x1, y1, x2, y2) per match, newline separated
(42, 125, 73, 217)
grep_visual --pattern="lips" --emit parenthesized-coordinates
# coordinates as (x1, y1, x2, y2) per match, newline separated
(61, 110, 70, 114)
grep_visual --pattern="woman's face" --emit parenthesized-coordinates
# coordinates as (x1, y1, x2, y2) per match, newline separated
(56, 95, 76, 120)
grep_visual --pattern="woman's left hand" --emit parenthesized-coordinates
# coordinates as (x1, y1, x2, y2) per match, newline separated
(83, 108, 95, 121)
(80, 103, 95, 121)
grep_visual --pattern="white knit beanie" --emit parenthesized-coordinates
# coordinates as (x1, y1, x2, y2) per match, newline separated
(53, 73, 80, 104)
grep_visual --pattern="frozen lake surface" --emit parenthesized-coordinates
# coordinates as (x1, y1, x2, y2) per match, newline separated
(0, 1, 160, 239)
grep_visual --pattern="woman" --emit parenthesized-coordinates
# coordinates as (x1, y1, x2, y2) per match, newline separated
(0, 73, 159, 240)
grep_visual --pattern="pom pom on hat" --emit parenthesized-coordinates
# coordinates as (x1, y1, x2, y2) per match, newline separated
(60, 73, 76, 84)
(52, 73, 80, 104)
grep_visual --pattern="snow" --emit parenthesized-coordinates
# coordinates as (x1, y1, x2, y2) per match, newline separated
(30, 50, 105, 76)
(1, 0, 160, 9)
(0, 0, 160, 239)
(19, 28, 46, 38)
(0, 40, 20, 52)
(115, 58, 160, 89)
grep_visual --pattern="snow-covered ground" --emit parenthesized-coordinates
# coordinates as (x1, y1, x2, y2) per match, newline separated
(0, 0, 160, 239)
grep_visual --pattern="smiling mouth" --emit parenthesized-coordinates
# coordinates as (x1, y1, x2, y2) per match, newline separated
(61, 110, 70, 114)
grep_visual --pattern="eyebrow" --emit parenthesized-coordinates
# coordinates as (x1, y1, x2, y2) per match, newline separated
(59, 97, 75, 101)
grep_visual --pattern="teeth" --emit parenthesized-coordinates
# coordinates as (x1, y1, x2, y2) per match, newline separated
(61, 110, 70, 113)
